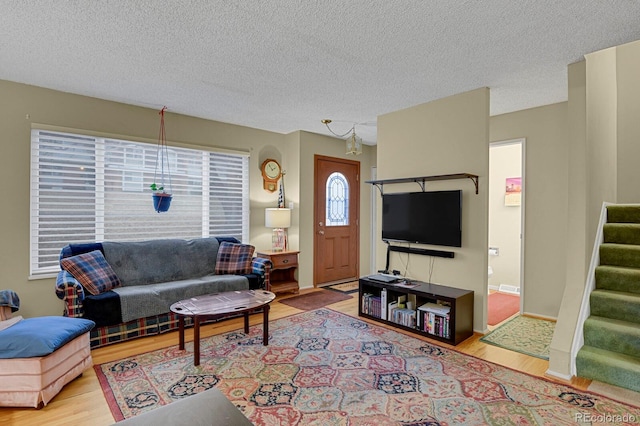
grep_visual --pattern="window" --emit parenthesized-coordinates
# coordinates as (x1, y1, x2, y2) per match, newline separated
(325, 172, 349, 226)
(30, 129, 249, 276)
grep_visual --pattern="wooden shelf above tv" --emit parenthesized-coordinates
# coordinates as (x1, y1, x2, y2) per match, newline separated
(366, 173, 479, 194)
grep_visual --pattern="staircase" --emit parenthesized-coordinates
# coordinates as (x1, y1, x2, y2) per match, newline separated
(575, 205, 640, 392)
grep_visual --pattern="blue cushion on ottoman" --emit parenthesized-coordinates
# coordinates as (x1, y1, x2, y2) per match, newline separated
(0, 316, 95, 359)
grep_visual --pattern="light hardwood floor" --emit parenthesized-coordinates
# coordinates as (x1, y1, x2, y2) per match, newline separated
(0, 288, 593, 426)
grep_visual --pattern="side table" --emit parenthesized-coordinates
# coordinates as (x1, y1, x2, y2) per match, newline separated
(256, 250, 300, 294)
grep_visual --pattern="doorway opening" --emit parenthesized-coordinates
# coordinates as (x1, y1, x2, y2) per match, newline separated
(488, 138, 525, 327)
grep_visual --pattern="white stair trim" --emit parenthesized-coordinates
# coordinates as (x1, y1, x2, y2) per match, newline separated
(570, 202, 609, 377)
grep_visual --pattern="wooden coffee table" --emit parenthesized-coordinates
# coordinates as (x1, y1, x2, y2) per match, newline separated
(170, 289, 276, 366)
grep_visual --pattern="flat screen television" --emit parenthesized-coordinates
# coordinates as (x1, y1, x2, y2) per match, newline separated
(382, 190, 462, 247)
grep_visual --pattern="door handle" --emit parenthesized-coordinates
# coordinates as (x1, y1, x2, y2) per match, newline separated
(318, 230, 325, 235)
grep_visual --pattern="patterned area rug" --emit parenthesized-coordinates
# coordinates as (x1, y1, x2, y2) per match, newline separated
(279, 289, 352, 310)
(96, 309, 640, 424)
(481, 315, 555, 360)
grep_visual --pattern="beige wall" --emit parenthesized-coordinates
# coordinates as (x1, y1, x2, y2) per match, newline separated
(585, 47, 618, 235)
(583, 38, 640, 222)
(377, 88, 490, 331)
(616, 40, 640, 203)
(488, 141, 522, 290)
(0, 79, 375, 317)
(490, 103, 569, 318)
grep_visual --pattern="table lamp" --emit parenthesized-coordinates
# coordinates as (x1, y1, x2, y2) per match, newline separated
(265, 208, 291, 252)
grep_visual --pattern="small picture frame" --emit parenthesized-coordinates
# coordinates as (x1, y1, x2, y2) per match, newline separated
(505, 177, 521, 206)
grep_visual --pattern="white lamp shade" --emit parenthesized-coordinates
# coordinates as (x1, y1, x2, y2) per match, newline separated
(265, 208, 291, 228)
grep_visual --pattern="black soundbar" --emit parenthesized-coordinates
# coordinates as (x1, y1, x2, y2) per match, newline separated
(389, 244, 455, 258)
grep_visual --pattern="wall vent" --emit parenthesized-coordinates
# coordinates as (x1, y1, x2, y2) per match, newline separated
(498, 284, 520, 295)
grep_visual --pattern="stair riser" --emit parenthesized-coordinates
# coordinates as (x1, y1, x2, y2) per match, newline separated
(595, 267, 640, 294)
(576, 349, 640, 393)
(583, 320, 640, 358)
(607, 205, 640, 224)
(599, 244, 640, 269)
(590, 293, 640, 324)
(603, 223, 640, 245)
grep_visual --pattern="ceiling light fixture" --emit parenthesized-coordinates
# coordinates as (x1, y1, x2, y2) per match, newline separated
(321, 119, 362, 155)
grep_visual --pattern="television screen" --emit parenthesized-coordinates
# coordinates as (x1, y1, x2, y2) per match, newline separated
(382, 190, 462, 247)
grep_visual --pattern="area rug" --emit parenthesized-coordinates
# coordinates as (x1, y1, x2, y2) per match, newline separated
(95, 308, 640, 424)
(487, 291, 520, 325)
(481, 315, 555, 360)
(323, 280, 359, 294)
(279, 289, 352, 310)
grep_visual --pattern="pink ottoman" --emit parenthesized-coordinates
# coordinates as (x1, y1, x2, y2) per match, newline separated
(0, 315, 94, 408)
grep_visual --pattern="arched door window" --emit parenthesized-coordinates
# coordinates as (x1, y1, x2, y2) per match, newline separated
(326, 172, 349, 226)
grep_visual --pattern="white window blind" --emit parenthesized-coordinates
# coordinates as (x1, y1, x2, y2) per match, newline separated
(30, 129, 249, 276)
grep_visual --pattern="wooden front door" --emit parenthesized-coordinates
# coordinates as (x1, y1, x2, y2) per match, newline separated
(314, 155, 360, 286)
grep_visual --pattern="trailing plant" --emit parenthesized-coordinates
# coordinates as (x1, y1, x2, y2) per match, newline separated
(150, 183, 170, 195)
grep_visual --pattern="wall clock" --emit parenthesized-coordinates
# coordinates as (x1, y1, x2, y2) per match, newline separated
(261, 158, 282, 192)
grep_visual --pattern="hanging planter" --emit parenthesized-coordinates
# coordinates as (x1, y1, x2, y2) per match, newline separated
(150, 106, 173, 213)
(151, 184, 172, 213)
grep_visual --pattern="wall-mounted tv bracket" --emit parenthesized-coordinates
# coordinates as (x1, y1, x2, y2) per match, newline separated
(366, 173, 479, 195)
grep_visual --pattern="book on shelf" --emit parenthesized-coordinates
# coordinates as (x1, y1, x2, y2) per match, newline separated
(418, 302, 451, 339)
(419, 306, 450, 338)
(381, 288, 388, 320)
(391, 307, 416, 328)
(408, 293, 417, 310)
(361, 293, 382, 318)
(397, 294, 407, 308)
(387, 300, 398, 320)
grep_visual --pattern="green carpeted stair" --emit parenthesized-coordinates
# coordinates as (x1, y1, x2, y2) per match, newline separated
(576, 205, 640, 392)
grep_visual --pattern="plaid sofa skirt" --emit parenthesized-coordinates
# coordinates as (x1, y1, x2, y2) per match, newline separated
(90, 312, 191, 348)
(89, 311, 246, 348)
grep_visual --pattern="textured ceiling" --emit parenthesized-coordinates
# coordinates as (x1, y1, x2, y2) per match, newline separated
(2, 1, 640, 144)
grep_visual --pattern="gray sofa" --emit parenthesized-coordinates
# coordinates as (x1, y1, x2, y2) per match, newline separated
(55, 237, 271, 348)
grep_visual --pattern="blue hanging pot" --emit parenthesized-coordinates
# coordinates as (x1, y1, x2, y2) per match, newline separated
(152, 193, 172, 213)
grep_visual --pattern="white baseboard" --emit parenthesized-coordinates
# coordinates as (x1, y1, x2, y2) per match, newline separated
(545, 369, 572, 381)
(523, 311, 557, 321)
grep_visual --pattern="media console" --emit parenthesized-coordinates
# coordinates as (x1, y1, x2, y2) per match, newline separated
(359, 276, 474, 345)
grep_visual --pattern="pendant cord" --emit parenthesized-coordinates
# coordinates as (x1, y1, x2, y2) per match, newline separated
(153, 106, 172, 193)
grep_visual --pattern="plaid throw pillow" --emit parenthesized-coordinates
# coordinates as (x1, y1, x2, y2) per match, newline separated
(60, 250, 121, 295)
(215, 242, 255, 275)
